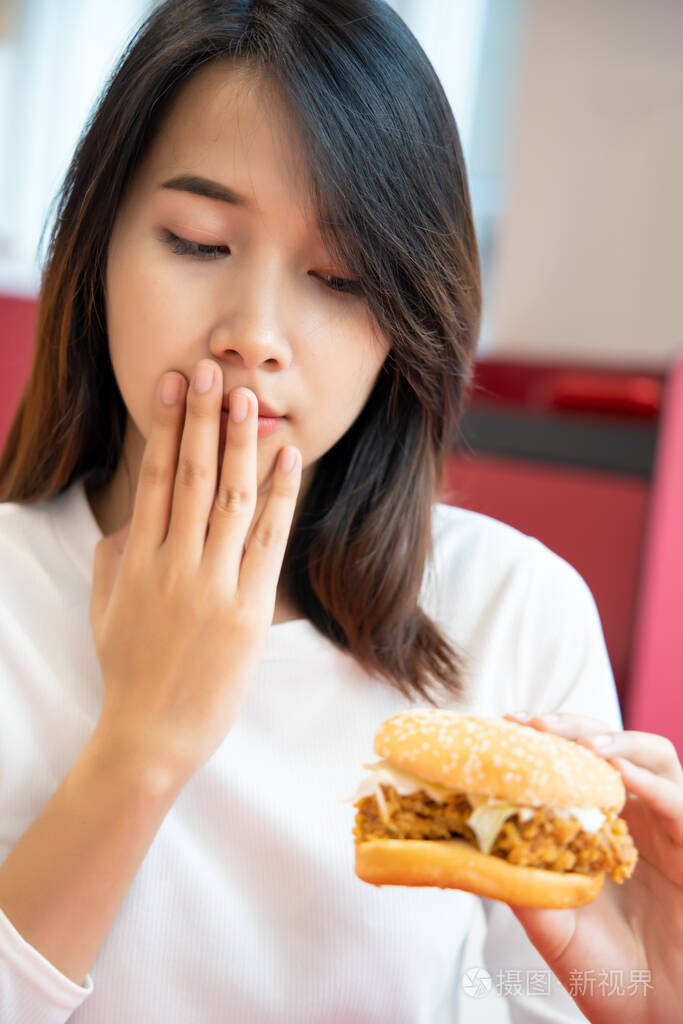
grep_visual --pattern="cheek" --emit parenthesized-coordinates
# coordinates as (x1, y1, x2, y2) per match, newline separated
(337, 332, 389, 407)
(105, 248, 190, 439)
(302, 337, 387, 449)
(108, 243, 195, 349)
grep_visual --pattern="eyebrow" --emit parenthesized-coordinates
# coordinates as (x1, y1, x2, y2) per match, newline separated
(159, 172, 342, 245)
(160, 174, 252, 207)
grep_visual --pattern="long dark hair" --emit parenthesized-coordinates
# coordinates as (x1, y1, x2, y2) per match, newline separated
(0, 0, 481, 705)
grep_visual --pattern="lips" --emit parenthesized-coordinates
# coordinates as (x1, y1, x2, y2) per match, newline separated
(221, 394, 285, 419)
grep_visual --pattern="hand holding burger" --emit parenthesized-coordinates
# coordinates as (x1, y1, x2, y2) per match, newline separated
(349, 708, 683, 1024)
(501, 711, 683, 1024)
(350, 710, 637, 909)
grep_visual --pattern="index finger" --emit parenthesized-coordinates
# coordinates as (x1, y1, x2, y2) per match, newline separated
(504, 711, 611, 740)
(581, 731, 683, 784)
(505, 713, 683, 784)
(128, 371, 188, 556)
(612, 757, 683, 845)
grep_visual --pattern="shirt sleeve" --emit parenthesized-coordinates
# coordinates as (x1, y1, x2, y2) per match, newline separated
(480, 539, 623, 1023)
(0, 905, 93, 1023)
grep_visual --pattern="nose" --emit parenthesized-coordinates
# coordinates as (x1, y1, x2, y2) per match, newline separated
(208, 263, 292, 371)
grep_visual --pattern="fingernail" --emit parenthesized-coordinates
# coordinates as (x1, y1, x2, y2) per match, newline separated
(612, 757, 641, 773)
(230, 391, 249, 423)
(280, 447, 298, 473)
(193, 362, 215, 393)
(507, 711, 531, 722)
(588, 734, 614, 751)
(161, 374, 182, 405)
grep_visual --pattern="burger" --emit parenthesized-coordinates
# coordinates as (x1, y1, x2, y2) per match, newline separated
(349, 710, 638, 908)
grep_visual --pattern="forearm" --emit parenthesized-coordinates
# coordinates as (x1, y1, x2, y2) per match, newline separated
(0, 726, 186, 987)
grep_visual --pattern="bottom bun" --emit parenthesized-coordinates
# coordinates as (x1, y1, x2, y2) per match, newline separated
(355, 838, 605, 909)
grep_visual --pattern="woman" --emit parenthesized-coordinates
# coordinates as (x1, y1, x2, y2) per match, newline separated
(0, 1, 679, 1021)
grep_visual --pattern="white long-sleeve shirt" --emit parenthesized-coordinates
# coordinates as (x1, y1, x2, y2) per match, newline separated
(0, 476, 623, 1023)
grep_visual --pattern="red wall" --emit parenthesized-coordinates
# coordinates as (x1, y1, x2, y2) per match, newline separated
(0, 293, 37, 443)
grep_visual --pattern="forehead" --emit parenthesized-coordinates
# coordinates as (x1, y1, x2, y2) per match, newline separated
(133, 59, 316, 220)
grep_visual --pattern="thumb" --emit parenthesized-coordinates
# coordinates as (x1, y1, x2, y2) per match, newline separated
(90, 516, 133, 624)
(508, 904, 577, 967)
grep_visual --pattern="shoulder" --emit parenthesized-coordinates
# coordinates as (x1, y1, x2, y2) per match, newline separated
(428, 504, 619, 723)
(0, 496, 51, 556)
(426, 501, 608, 677)
(0, 495, 65, 599)
(429, 501, 589, 601)
(431, 500, 537, 561)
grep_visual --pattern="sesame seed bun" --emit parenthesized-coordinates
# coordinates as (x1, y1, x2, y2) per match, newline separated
(353, 710, 628, 908)
(374, 710, 626, 810)
(355, 838, 606, 908)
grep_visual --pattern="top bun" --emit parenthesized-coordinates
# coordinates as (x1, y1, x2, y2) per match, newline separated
(374, 710, 626, 811)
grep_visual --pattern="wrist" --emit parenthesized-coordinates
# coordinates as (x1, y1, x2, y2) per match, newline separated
(86, 719, 195, 800)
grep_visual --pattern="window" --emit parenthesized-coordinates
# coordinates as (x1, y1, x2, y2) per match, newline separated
(0, 0, 154, 295)
(387, 0, 529, 353)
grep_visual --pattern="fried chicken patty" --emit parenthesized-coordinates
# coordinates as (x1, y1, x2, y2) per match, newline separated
(353, 785, 637, 883)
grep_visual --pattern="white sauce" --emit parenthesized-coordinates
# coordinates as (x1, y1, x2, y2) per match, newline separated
(345, 760, 606, 853)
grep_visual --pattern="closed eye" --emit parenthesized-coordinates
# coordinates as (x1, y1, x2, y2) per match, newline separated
(161, 231, 362, 296)
(315, 273, 363, 296)
(161, 231, 229, 260)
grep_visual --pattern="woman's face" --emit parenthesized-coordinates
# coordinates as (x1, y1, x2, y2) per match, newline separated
(104, 60, 390, 528)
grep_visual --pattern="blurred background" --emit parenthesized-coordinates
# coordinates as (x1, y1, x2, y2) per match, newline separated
(1, 2, 681, 1018)
(1, 0, 681, 789)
